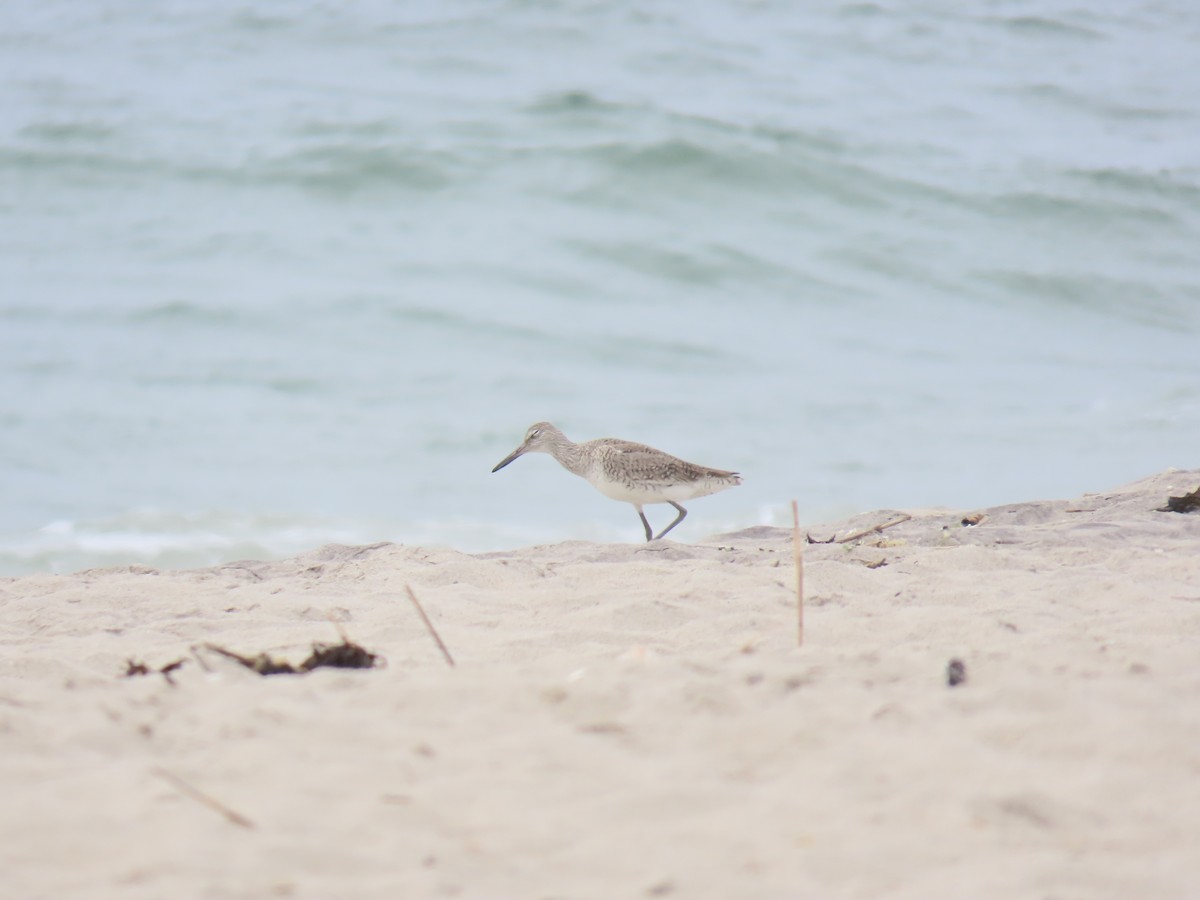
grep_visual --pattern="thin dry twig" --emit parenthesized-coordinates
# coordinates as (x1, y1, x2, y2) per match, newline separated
(152, 766, 255, 830)
(406, 585, 456, 668)
(159, 659, 185, 686)
(203, 643, 297, 675)
(189, 645, 214, 673)
(835, 513, 912, 544)
(326, 610, 350, 643)
(791, 500, 804, 647)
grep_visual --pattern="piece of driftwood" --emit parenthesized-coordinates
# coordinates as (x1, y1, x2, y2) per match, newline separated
(807, 513, 912, 545)
(1157, 487, 1200, 513)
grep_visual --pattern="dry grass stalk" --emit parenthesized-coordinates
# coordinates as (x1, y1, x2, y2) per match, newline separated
(152, 766, 255, 830)
(406, 585, 456, 668)
(792, 500, 804, 647)
(836, 513, 911, 544)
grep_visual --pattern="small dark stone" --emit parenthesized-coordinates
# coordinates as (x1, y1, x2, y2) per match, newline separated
(946, 658, 967, 687)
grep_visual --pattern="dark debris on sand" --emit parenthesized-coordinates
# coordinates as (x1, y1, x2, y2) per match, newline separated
(1157, 486, 1200, 514)
(946, 658, 968, 687)
(203, 640, 383, 675)
(123, 639, 383, 682)
(124, 657, 187, 686)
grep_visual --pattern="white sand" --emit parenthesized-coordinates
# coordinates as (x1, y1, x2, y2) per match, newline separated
(2, 470, 1199, 899)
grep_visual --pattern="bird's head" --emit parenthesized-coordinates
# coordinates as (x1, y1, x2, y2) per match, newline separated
(491, 422, 564, 472)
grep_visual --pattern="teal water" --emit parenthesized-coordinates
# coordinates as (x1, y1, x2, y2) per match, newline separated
(3, 1, 1199, 574)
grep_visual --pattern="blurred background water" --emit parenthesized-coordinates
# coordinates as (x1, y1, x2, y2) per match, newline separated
(2, 0, 1198, 575)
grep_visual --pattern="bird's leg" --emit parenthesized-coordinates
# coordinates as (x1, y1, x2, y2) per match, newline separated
(636, 506, 654, 542)
(653, 502, 688, 540)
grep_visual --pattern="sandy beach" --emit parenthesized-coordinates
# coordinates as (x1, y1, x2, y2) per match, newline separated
(2, 469, 1198, 899)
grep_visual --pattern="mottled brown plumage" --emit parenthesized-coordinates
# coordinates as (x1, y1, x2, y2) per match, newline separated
(492, 422, 742, 541)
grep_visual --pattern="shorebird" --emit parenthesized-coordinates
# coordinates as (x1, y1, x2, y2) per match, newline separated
(491, 422, 743, 542)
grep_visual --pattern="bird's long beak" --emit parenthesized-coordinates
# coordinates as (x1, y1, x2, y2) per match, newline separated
(491, 443, 527, 473)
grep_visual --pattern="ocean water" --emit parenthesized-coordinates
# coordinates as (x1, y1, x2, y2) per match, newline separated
(2, 1, 1198, 575)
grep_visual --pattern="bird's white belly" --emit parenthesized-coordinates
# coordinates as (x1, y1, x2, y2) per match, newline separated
(586, 474, 716, 505)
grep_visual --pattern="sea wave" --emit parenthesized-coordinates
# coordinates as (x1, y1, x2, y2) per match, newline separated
(0, 511, 370, 577)
(3, 0, 1199, 573)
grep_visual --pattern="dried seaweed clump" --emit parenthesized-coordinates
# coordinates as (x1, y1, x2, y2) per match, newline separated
(203, 640, 383, 676)
(124, 658, 187, 685)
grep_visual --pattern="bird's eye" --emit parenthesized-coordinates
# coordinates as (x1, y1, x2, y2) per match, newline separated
(530, 429, 541, 438)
